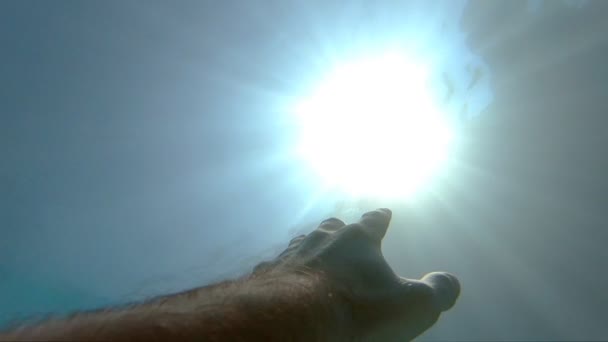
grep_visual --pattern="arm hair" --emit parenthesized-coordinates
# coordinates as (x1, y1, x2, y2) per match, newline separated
(0, 271, 352, 341)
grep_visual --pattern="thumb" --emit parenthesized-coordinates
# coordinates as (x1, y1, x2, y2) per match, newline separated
(420, 272, 461, 312)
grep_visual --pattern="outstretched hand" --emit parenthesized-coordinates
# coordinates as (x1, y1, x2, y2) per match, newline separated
(254, 208, 460, 341)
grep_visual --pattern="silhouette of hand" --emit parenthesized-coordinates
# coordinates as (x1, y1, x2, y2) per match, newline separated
(254, 208, 460, 341)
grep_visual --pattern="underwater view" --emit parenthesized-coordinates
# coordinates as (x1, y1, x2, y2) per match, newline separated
(1, 0, 607, 340)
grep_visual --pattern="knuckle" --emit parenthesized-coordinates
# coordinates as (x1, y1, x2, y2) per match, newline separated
(309, 228, 330, 238)
(300, 229, 330, 247)
(289, 234, 306, 245)
(319, 217, 346, 229)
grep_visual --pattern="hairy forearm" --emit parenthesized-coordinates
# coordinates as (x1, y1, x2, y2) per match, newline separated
(0, 271, 351, 341)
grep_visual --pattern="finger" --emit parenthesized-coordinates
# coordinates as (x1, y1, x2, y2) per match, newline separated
(359, 208, 392, 242)
(395, 278, 442, 337)
(289, 234, 306, 246)
(318, 217, 346, 232)
(278, 235, 307, 259)
(420, 272, 461, 312)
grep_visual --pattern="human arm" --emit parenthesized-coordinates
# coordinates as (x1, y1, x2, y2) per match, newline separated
(0, 208, 460, 341)
(0, 272, 348, 341)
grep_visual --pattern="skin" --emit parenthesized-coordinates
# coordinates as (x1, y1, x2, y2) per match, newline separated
(0, 208, 460, 341)
(254, 208, 460, 341)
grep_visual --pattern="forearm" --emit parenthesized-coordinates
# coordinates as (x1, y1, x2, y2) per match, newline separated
(0, 271, 351, 341)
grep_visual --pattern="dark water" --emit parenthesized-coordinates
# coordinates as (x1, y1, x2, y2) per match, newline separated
(1, 0, 607, 340)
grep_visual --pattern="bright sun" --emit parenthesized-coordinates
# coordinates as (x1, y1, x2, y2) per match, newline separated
(293, 52, 454, 199)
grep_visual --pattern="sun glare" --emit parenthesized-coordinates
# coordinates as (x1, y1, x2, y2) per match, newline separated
(293, 52, 454, 199)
